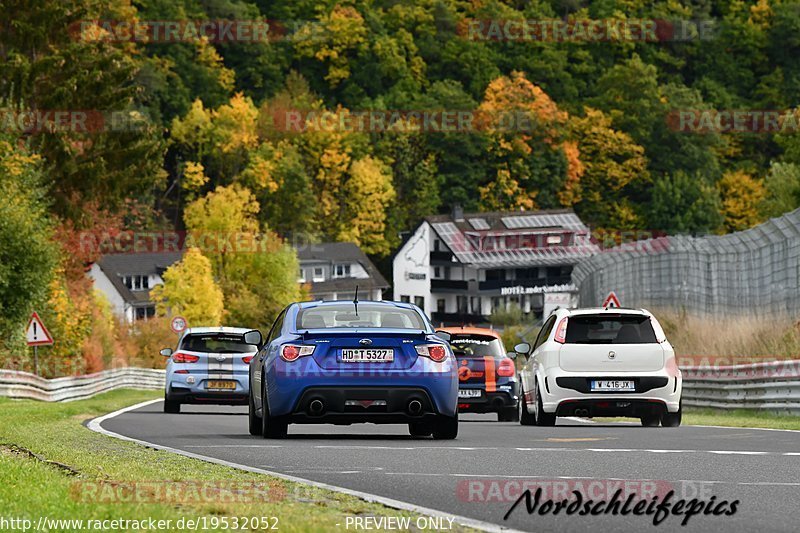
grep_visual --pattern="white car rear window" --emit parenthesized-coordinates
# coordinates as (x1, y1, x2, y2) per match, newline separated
(565, 315, 658, 344)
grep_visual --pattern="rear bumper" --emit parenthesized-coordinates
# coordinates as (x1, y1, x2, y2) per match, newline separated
(265, 356, 458, 418)
(457, 386, 518, 413)
(165, 372, 249, 404)
(538, 369, 682, 414)
(287, 386, 444, 424)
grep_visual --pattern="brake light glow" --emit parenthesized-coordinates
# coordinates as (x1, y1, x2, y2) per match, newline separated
(415, 344, 448, 362)
(280, 344, 315, 362)
(497, 358, 515, 377)
(172, 352, 199, 363)
(242, 355, 254, 364)
(554, 317, 568, 344)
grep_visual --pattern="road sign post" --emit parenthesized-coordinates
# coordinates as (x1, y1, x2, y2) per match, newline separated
(26, 311, 54, 376)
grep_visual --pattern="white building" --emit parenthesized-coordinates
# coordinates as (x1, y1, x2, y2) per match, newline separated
(297, 242, 389, 301)
(89, 252, 183, 322)
(392, 209, 598, 326)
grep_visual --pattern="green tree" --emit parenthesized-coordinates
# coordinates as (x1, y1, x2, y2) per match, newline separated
(0, 138, 59, 352)
(648, 172, 723, 235)
(760, 162, 800, 219)
(151, 248, 225, 326)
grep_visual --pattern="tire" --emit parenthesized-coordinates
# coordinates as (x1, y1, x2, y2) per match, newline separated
(661, 406, 682, 427)
(248, 389, 261, 436)
(431, 414, 458, 440)
(498, 406, 518, 422)
(163, 396, 180, 414)
(640, 413, 661, 427)
(261, 380, 288, 439)
(533, 382, 556, 427)
(519, 385, 536, 426)
(408, 422, 432, 437)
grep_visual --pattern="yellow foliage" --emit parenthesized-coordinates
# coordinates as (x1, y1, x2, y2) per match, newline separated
(718, 170, 767, 232)
(182, 161, 209, 191)
(196, 37, 235, 91)
(338, 156, 396, 256)
(479, 169, 537, 211)
(294, 5, 368, 86)
(213, 93, 260, 153)
(150, 248, 225, 326)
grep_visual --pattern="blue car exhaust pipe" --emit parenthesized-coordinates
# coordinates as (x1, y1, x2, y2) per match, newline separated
(308, 399, 325, 416)
(407, 399, 423, 416)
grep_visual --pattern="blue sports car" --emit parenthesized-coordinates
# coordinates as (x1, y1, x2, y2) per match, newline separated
(243, 300, 459, 439)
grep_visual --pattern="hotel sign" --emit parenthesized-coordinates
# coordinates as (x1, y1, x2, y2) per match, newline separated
(406, 272, 427, 280)
(500, 283, 577, 296)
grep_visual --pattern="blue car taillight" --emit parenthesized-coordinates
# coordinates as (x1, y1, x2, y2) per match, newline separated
(415, 344, 447, 362)
(281, 344, 315, 362)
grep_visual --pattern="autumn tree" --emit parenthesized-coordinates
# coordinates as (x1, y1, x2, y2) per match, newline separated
(718, 170, 767, 232)
(571, 108, 650, 230)
(151, 248, 225, 327)
(477, 71, 582, 210)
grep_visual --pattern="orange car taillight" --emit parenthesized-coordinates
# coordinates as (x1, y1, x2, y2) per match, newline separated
(497, 358, 515, 377)
(242, 355, 254, 364)
(280, 344, 315, 362)
(554, 317, 568, 344)
(172, 352, 199, 363)
(415, 344, 448, 362)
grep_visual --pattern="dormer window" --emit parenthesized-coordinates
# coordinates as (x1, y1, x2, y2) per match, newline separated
(313, 267, 325, 282)
(123, 275, 150, 291)
(334, 264, 351, 278)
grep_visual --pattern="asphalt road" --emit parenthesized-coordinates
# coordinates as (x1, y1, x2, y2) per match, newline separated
(101, 403, 800, 533)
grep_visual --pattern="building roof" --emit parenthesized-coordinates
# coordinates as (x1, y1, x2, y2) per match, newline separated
(424, 209, 598, 268)
(297, 242, 389, 293)
(95, 252, 183, 306)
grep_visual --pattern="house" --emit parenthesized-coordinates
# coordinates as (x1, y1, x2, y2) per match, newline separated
(392, 208, 599, 325)
(89, 252, 183, 322)
(297, 242, 389, 301)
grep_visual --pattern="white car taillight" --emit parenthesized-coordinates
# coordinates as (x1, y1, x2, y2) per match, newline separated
(415, 344, 448, 362)
(554, 317, 568, 344)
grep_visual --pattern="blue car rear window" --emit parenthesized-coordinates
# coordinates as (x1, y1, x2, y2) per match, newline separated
(297, 304, 426, 330)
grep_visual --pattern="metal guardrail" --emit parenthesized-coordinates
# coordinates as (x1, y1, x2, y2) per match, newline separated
(0, 368, 165, 402)
(682, 360, 800, 414)
(0, 362, 798, 414)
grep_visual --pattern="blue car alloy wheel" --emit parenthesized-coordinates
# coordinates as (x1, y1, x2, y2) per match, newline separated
(246, 300, 459, 439)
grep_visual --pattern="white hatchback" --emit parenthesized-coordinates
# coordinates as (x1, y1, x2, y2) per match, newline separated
(514, 308, 682, 427)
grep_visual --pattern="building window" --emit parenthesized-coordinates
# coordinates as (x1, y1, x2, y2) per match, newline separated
(485, 269, 506, 281)
(437, 299, 446, 313)
(334, 264, 351, 277)
(313, 267, 324, 282)
(414, 296, 425, 309)
(457, 296, 468, 313)
(433, 266, 441, 279)
(125, 275, 149, 291)
(298, 268, 306, 282)
(400, 295, 411, 303)
(433, 239, 441, 252)
(135, 306, 155, 320)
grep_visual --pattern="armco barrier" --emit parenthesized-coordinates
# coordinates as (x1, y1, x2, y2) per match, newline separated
(681, 359, 800, 415)
(1, 362, 799, 413)
(0, 368, 165, 402)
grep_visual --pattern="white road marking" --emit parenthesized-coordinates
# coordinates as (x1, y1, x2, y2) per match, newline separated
(88, 400, 519, 533)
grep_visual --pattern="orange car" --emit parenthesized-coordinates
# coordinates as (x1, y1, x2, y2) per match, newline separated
(440, 326, 520, 422)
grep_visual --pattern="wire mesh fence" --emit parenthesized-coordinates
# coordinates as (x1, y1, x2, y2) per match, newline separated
(572, 209, 800, 315)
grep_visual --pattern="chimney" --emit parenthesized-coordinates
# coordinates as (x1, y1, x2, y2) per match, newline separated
(452, 204, 464, 222)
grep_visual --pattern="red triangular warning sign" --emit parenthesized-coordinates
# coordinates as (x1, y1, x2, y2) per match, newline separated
(26, 312, 54, 346)
(602, 291, 621, 308)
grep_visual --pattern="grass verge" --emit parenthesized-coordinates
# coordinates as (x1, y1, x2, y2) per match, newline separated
(0, 389, 472, 532)
(682, 407, 800, 431)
